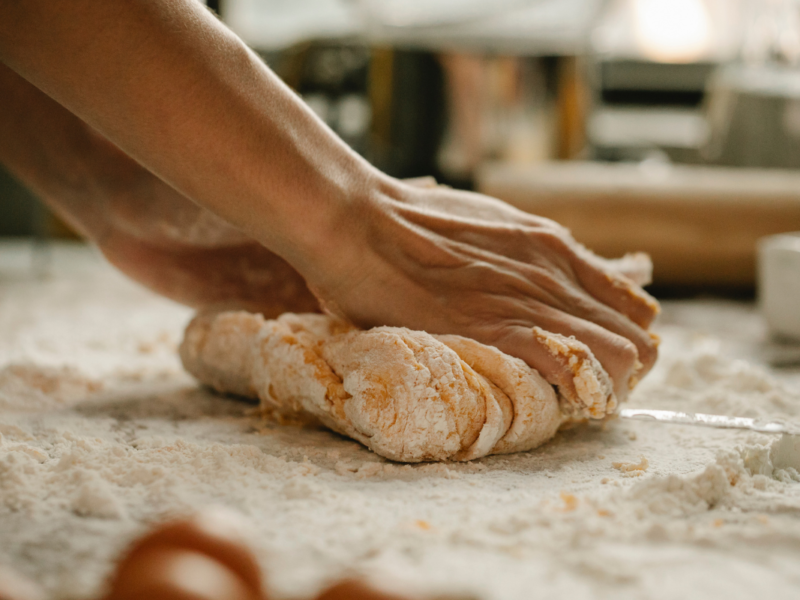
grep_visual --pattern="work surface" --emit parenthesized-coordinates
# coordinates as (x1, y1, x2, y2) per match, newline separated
(2, 241, 800, 600)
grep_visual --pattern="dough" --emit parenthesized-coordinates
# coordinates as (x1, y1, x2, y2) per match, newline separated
(180, 312, 618, 462)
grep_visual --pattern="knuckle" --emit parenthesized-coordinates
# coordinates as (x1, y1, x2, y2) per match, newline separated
(538, 228, 571, 249)
(617, 338, 640, 367)
(638, 334, 659, 370)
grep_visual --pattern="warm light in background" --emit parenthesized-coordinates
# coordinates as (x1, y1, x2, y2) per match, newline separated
(634, 0, 712, 63)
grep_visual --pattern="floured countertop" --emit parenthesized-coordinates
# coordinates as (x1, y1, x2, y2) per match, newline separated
(2, 240, 800, 600)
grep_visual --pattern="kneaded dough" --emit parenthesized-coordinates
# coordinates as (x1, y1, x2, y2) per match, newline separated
(180, 312, 617, 462)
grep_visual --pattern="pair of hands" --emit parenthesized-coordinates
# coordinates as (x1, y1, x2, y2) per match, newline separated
(0, 0, 658, 402)
(91, 151, 659, 402)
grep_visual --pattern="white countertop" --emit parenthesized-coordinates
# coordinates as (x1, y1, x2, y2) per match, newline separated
(2, 240, 800, 600)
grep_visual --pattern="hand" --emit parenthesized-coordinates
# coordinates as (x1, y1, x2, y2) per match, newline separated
(402, 177, 655, 286)
(56, 134, 321, 317)
(308, 177, 660, 401)
(0, 60, 320, 319)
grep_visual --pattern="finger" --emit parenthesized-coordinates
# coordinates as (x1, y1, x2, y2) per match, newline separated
(482, 322, 617, 420)
(598, 252, 653, 286)
(543, 287, 659, 379)
(569, 251, 660, 330)
(557, 240, 659, 329)
(466, 251, 658, 380)
(526, 304, 641, 400)
(402, 176, 438, 189)
(402, 212, 660, 330)
(397, 239, 657, 382)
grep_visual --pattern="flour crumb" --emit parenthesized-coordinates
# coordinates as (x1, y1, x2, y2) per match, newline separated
(334, 461, 358, 476)
(71, 477, 125, 519)
(137, 342, 155, 354)
(355, 462, 384, 479)
(282, 477, 320, 500)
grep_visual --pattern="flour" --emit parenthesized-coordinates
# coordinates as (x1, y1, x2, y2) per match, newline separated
(619, 435, 800, 519)
(0, 363, 102, 412)
(2, 242, 800, 600)
(635, 336, 800, 418)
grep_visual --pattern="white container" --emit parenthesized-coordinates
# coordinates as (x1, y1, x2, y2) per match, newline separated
(758, 232, 800, 341)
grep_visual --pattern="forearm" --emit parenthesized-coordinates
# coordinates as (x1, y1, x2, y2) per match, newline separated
(0, 61, 321, 315)
(0, 62, 255, 250)
(0, 0, 384, 276)
(0, 61, 113, 238)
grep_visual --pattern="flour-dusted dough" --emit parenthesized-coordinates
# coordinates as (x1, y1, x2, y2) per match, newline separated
(180, 312, 617, 462)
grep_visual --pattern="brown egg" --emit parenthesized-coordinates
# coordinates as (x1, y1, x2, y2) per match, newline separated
(108, 509, 263, 595)
(316, 580, 413, 600)
(105, 546, 261, 600)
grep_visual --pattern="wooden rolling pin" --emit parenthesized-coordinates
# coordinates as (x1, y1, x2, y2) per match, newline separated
(477, 161, 800, 287)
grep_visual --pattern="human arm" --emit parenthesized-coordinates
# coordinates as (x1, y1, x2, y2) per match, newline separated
(0, 60, 319, 315)
(0, 0, 659, 399)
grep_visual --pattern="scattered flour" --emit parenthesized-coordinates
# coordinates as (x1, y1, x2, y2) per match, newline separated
(0, 363, 102, 412)
(2, 243, 800, 600)
(634, 336, 800, 418)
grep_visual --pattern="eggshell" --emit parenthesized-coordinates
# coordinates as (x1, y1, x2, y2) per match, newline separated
(316, 580, 413, 600)
(109, 510, 262, 594)
(105, 547, 260, 600)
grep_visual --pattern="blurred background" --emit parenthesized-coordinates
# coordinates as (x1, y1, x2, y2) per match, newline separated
(4, 0, 800, 296)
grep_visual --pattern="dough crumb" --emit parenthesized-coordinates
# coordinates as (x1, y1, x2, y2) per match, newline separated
(612, 456, 649, 477)
(355, 462, 383, 479)
(71, 477, 125, 520)
(559, 491, 579, 512)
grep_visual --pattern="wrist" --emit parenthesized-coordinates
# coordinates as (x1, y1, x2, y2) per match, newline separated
(281, 168, 399, 291)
